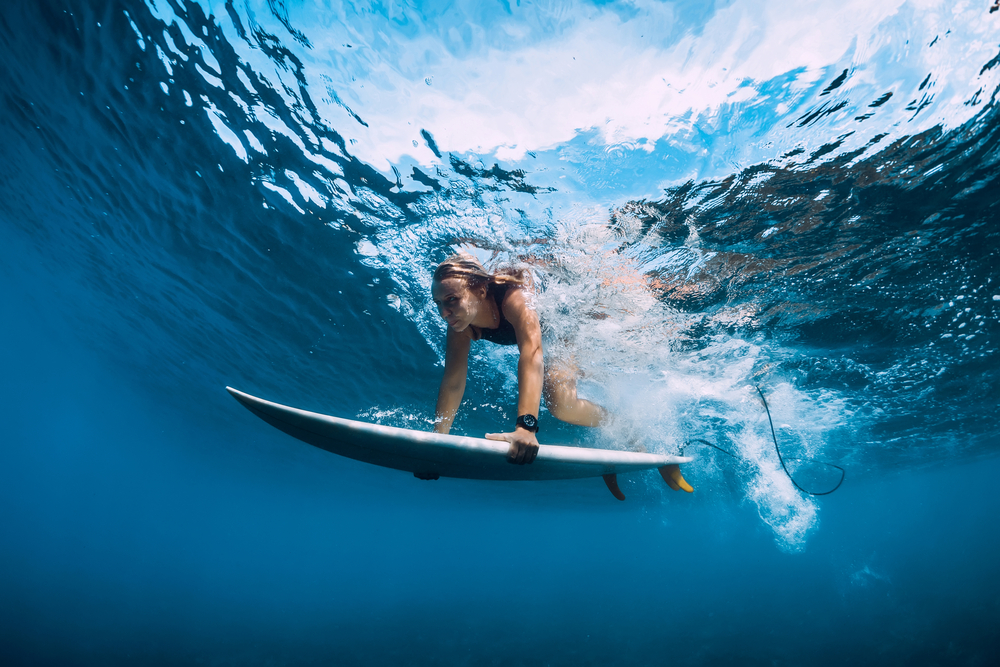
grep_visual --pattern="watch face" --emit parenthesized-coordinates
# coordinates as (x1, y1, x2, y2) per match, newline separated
(519, 414, 537, 431)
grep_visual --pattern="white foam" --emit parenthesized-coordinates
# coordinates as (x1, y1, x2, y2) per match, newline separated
(511, 217, 849, 544)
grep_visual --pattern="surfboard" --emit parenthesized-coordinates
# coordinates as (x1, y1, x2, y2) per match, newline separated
(226, 386, 692, 499)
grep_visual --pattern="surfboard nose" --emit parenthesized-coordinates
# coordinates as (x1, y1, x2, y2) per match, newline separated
(226, 386, 254, 409)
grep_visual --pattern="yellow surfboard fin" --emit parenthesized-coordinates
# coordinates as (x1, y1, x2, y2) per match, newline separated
(659, 464, 694, 493)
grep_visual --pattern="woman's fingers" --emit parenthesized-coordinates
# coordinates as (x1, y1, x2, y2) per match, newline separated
(485, 431, 538, 464)
(485, 432, 521, 463)
(510, 439, 526, 464)
(511, 439, 538, 465)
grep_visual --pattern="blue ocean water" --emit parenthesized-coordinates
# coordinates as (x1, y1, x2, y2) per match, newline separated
(2, 0, 1000, 664)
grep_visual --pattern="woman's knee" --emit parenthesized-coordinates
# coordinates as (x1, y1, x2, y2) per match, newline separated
(547, 400, 571, 423)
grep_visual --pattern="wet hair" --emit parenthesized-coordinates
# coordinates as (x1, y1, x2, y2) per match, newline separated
(433, 253, 527, 291)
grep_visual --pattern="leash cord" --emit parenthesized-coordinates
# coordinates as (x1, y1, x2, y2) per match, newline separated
(679, 386, 845, 496)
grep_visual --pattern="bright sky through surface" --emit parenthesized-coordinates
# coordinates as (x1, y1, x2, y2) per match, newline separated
(145, 0, 1000, 201)
(239, 0, 997, 177)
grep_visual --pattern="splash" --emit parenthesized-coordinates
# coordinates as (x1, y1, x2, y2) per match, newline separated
(510, 214, 847, 547)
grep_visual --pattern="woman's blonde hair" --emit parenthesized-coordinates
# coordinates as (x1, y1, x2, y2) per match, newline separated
(433, 253, 527, 290)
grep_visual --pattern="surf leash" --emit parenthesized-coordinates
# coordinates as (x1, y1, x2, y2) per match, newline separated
(680, 386, 845, 496)
(754, 385, 845, 496)
(682, 438, 736, 458)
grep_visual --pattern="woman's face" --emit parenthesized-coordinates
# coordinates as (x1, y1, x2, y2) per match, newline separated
(432, 277, 485, 332)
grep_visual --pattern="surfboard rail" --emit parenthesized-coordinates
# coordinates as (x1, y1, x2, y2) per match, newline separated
(226, 387, 693, 496)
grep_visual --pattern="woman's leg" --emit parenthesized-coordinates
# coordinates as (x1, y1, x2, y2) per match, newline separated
(543, 359, 607, 427)
(543, 358, 693, 492)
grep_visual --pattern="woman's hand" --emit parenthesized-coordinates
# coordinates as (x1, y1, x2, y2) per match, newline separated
(486, 427, 539, 464)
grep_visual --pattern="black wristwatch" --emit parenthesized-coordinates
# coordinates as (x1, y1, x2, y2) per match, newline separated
(516, 414, 539, 433)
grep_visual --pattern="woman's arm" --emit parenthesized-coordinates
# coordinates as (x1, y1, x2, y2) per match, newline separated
(433, 327, 471, 434)
(485, 287, 543, 464)
(508, 289, 543, 419)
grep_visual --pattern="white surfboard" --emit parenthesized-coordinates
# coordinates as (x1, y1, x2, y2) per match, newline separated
(226, 387, 692, 499)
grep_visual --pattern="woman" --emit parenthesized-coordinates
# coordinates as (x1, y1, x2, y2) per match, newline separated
(430, 254, 692, 492)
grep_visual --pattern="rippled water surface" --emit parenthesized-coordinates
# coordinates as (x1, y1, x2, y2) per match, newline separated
(3, 1, 1000, 665)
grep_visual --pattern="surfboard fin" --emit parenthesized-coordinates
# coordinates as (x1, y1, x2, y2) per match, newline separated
(414, 472, 440, 480)
(659, 465, 693, 493)
(603, 474, 626, 501)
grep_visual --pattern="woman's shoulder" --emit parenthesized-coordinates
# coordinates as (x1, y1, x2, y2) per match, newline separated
(497, 282, 539, 325)
(494, 280, 525, 304)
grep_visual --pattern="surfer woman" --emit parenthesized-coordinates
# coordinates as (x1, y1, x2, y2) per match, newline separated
(430, 253, 692, 492)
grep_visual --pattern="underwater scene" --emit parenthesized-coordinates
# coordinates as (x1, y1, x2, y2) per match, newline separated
(2, 0, 1000, 664)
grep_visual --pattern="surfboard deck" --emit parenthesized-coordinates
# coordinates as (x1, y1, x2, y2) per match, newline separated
(226, 387, 692, 484)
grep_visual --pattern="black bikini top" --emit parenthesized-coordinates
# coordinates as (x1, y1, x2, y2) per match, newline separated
(477, 283, 518, 346)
